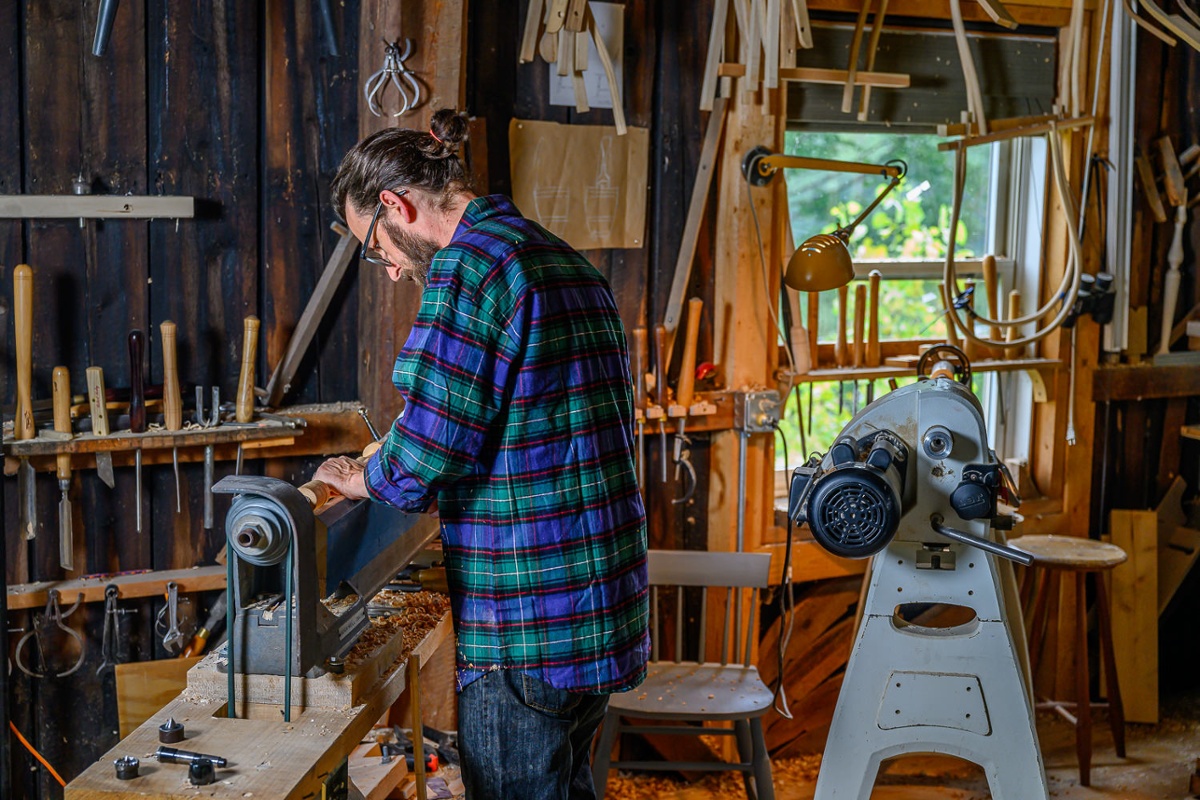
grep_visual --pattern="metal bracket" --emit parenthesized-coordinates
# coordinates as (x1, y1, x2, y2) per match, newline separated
(734, 390, 781, 433)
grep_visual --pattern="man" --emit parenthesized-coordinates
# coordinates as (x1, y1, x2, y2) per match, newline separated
(314, 109, 649, 799)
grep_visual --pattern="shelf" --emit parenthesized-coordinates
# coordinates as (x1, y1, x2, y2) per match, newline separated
(6, 565, 226, 610)
(795, 357, 1061, 384)
(3, 402, 374, 475)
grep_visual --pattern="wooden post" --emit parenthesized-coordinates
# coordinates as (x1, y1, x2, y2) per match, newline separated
(357, 0, 469, 426)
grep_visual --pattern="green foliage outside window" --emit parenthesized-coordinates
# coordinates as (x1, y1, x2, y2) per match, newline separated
(777, 131, 995, 465)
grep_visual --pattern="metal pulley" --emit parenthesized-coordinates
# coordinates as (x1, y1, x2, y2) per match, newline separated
(790, 431, 909, 559)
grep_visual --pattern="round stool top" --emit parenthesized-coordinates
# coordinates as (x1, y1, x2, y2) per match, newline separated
(1008, 535, 1127, 569)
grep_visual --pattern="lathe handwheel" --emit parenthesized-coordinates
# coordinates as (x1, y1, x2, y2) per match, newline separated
(916, 344, 972, 386)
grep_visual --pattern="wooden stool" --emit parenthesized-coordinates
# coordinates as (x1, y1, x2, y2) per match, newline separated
(1010, 534, 1128, 786)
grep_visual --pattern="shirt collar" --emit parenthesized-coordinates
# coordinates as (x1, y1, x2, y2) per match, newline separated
(452, 195, 521, 241)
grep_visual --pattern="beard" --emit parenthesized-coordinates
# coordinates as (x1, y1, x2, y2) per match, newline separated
(380, 217, 442, 288)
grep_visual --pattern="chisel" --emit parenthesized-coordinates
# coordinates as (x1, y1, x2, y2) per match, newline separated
(129, 330, 146, 535)
(161, 320, 183, 512)
(86, 367, 115, 488)
(236, 316, 260, 424)
(53, 367, 74, 570)
(632, 326, 648, 488)
(14, 264, 37, 540)
(653, 324, 669, 483)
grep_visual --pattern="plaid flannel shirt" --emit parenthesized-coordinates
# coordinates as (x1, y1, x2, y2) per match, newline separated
(364, 195, 649, 694)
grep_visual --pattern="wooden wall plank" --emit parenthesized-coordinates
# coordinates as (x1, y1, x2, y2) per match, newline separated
(1109, 508, 1159, 723)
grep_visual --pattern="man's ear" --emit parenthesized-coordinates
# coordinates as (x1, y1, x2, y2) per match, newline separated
(380, 188, 417, 223)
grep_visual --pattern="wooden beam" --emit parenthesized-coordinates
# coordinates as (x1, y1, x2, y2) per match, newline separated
(1092, 363, 1200, 400)
(7, 565, 226, 610)
(1108, 509, 1159, 723)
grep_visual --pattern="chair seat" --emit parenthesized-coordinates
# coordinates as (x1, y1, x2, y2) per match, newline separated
(608, 661, 774, 721)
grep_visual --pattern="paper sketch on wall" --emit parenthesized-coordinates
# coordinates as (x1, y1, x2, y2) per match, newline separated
(585, 137, 619, 240)
(509, 119, 648, 250)
(532, 137, 571, 229)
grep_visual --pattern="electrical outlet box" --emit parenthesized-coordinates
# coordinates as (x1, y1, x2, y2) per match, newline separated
(734, 390, 781, 432)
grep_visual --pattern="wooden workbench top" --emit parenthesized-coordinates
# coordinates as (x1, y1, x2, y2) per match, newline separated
(65, 612, 452, 800)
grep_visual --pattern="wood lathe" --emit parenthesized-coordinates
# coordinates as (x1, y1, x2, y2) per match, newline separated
(65, 474, 446, 800)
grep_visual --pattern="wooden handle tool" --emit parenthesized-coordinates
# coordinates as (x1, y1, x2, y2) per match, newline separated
(982, 254, 1002, 342)
(87, 366, 116, 489)
(866, 270, 882, 367)
(128, 330, 146, 433)
(852, 283, 866, 368)
(53, 366, 74, 571)
(161, 320, 182, 431)
(676, 297, 703, 410)
(632, 327, 648, 409)
(1005, 290, 1022, 359)
(836, 285, 849, 368)
(14, 264, 34, 441)
(236, 315, 260, 423)
(653, 324, 669, 408)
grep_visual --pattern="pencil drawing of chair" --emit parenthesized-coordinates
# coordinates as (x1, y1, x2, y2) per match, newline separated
(593, 549, 776, 800)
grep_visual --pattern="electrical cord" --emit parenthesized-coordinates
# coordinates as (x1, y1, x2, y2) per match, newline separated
(772, 428, 795, 719)
(10, 721, 65, 787)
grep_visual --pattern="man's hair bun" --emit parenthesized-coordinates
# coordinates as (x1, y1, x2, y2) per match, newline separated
(427, 109, 470, 158)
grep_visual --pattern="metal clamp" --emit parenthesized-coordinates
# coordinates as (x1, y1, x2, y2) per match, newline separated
(16, 590, 85, 678)
(671, 434, 697, 506)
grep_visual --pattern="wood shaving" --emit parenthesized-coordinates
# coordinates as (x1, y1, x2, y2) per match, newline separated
(341, 590, 450, 671)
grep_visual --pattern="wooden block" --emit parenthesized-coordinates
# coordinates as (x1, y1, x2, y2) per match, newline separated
(1109, 509, 1159, 723)
(1126, 305, 1148, 363)
(348, 741, 408, 800)
(115, 657, 203, 738)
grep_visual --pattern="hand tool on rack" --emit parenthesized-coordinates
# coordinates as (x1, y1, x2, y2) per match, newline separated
(982, 255, 1002, 346)
(161, 320, 183, 511)
(632, 326, 648, 488)
(14, 264, 37, 540)
(653, 324, 669, 483)
(157, 581, 190, 655)
(196, 386, 220, 529)
(852, 283, 867, 413)
(671, 298, 703, 505)
(867, 270, 882, 367)
(180, 590, 227, 658)
(836, 284, 849, 414)
(235, 316, 261, 474)
(15, 590, 85, 678)
(129, 330, 146, 534)
(53, 366, 75, 571)
(86, 366, 116, 488)
(97, 584, 136, 673)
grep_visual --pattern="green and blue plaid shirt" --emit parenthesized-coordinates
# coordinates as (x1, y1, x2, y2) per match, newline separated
(364, 195, 649, 694)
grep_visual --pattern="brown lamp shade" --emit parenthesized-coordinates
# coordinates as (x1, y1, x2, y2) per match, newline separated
(784, 233, 855, 292)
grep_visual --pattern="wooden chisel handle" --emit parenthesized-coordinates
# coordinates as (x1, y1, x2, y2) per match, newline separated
(852, 284, 866, 368)
(14, 264, 34, 440)
(676, 297, 703, 409)
(1005, 290, 1022, 359)
(806, 292, 820, 370)
(298, 480, 335, 510)
(632, 326, 648, 408)
(161, 320, 182, 430)
(867, 270, 881, 367)
(236, 315, 260, 423)
(53, 366, 72, 480)
(653, 324, 669, 407)
(86, 367, 111, 436)
(982, 254, 1002, 341)
(129, 330, 146, 433)
(835, 285, 849, 368)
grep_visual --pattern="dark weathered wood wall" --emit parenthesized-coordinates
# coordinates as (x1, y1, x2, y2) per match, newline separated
(0, 2, 361, 795)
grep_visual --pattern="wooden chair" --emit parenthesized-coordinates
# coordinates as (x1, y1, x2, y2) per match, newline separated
(592, 549, 775, 800)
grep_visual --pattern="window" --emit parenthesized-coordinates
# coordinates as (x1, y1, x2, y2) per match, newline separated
(776, 130, 1046, 467)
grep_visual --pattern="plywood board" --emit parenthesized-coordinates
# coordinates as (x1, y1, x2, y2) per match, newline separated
(115, 657, 203, 738)
(1109, 509, 1159, 723)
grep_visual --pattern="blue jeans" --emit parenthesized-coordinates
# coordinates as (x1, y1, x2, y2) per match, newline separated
(458, 669, 610, 800)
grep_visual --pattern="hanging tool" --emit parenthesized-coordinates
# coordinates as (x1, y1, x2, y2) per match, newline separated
(235, 316, 260, 475)
(129, 330, 146, 535)
(87, 367, 115, 488)
(672, 298, 703, 505)
(14, 264, 37, 540)
(157, 581, 190, 655)
(364, 39, 422, 118)
(97, 584, 135, 673)
(197, 386, 220, 529)
(632, 326, 648, 488)
(91, 0, 120, 56)
(653, 324, 669, 483)
(15, 590, 85, 678)
(52, 367, 74, 571)
(161, 320, 183, 512)
(867, 270, 882, 367)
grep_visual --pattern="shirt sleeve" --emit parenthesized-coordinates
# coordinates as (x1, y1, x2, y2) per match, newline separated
(363, 257, 518, 512)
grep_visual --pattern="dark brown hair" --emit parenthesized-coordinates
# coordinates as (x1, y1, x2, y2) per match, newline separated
(331, 109, 471, 216)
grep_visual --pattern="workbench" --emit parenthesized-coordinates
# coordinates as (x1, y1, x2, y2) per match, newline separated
(64, 610, 452, 799)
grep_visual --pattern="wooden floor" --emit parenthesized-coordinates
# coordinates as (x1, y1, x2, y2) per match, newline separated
(600, 690, 1200, 800)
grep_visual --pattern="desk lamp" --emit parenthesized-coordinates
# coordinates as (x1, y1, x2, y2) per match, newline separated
(742, 146, 905, 292)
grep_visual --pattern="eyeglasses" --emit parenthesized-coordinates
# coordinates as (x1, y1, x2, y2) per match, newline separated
(358, 190, 407, 266)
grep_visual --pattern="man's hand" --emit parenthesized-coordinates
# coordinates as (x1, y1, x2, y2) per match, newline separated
(312, 456, 370, 501)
